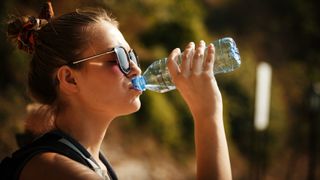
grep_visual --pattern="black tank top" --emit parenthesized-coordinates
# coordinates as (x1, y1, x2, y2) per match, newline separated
(0, 130, 118, 180)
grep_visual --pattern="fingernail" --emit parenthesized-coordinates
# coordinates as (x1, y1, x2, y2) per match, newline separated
(210, 43, 216, 51)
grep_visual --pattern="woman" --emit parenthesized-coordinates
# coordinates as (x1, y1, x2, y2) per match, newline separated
(5, 2, 231, 180)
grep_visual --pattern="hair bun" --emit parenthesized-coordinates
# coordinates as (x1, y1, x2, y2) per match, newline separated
(7, 16, 47, 54)
(7, 1, 54, 54)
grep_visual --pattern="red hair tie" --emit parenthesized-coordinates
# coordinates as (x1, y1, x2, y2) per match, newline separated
(16, 1, 55, 54)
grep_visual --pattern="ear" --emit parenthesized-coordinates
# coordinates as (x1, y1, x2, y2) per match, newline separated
(56, 66, 79, 94)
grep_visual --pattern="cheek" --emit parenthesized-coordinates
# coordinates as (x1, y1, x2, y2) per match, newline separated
(110, 65, 123, 75)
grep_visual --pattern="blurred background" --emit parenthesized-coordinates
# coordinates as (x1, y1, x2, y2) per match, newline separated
(0, 0, 319, 179)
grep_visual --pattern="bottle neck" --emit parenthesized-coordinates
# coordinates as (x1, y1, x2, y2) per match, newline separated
(131, 75, 146, 91)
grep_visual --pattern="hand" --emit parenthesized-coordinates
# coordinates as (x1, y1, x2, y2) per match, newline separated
(168, 41, 231, 180)
(167, 40, 222, 118)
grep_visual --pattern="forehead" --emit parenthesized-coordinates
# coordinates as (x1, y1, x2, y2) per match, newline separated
(88, 21, 130, 52)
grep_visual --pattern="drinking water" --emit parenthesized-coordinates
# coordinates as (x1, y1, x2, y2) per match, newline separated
(132, 37, 241, 93)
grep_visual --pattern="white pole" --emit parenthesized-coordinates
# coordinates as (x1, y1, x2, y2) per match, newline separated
(254, 62, 272, 131)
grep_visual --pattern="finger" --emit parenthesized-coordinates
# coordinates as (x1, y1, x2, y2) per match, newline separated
(191, 40, 206, 74)
(180, 42, 194, 74)
(203, 43, 215, 73)
(167, 48, 181, 78)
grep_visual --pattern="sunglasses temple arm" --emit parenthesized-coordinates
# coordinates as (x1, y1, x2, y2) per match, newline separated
(72, 50, 115, 64)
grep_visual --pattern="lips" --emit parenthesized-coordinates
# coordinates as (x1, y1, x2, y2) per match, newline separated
(128, 82, 143, 94)
(128, 82, 134, 89)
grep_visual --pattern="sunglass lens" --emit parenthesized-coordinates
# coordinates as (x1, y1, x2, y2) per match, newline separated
(129, 50, 138, 65)
(116, 47, 130, 73)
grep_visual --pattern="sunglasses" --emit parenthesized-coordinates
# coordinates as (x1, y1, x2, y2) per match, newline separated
(71, 46, 139, 75)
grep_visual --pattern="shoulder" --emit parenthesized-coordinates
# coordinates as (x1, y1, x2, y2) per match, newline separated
(19, 152, 102, 180)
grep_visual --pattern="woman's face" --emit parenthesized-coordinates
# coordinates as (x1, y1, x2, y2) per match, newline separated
(73, 21, 142, 117)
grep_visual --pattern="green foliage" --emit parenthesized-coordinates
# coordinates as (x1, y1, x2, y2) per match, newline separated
(137, 91, 183, 149)
(140, 21, 195, 52)
(1, 0, 320, 178)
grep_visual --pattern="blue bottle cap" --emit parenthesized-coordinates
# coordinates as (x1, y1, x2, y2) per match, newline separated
(131, 75, 146, 91)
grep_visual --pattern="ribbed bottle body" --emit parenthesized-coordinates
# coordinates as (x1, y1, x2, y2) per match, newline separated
(132, 37, 241, 93)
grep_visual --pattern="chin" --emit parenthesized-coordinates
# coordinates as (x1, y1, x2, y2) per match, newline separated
(130, 98, 141, 112)
(121, 97, 141, 115)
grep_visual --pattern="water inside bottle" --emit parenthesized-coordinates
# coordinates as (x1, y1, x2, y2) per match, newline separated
(145, 84, 176, 93)
(131, 37, 241, 93)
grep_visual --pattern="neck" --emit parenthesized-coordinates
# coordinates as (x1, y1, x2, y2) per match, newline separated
(55, 104, 114, 160)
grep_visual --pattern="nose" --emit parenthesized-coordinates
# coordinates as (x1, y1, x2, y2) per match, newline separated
(127, 60, 141, 78)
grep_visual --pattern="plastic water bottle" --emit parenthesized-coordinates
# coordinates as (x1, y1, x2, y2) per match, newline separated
(132, 37, 241, 93)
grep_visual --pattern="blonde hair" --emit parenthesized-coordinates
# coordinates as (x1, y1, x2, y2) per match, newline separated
(8, 3, 118, 134)
(24, 103, 54, 136)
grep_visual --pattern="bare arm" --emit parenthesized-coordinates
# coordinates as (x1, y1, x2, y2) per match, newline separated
(19, 152, 103, 180)
(167, 41, 232, 180)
